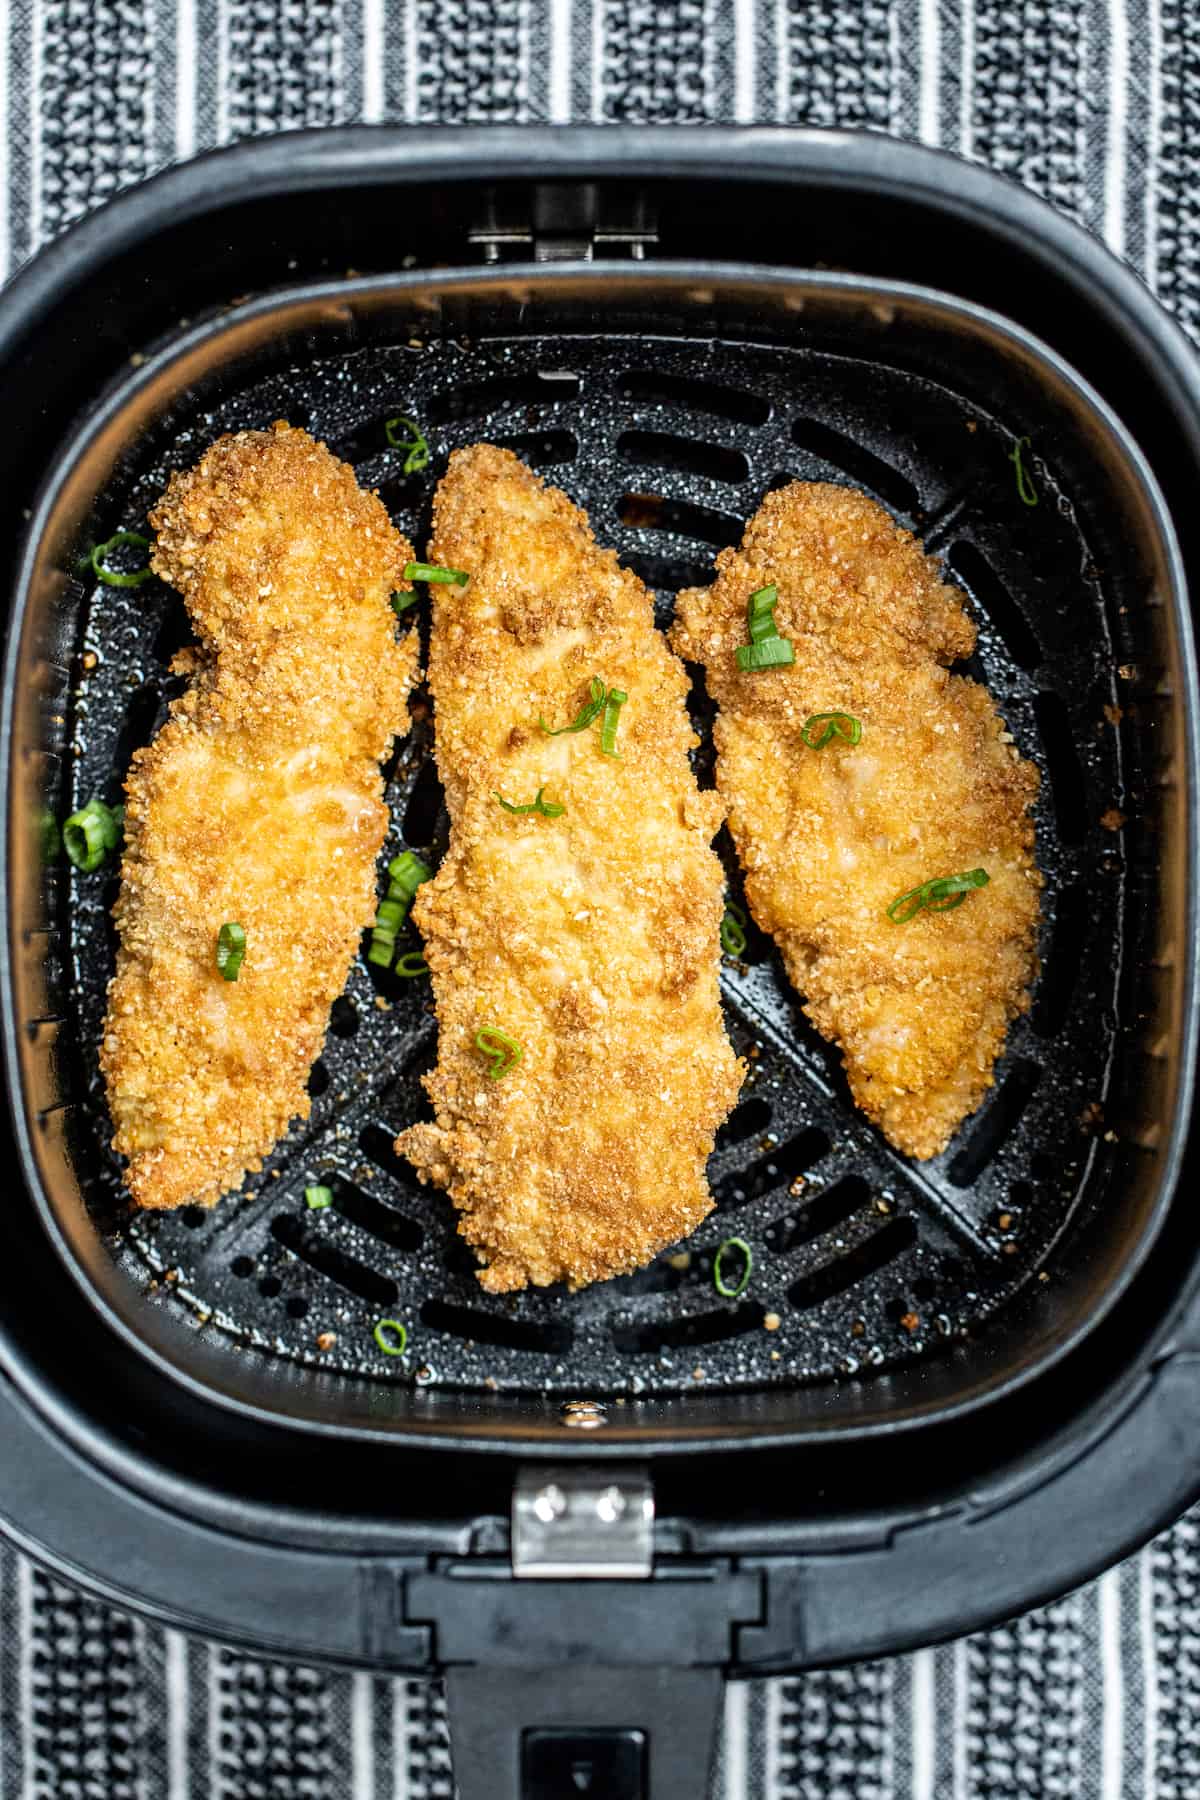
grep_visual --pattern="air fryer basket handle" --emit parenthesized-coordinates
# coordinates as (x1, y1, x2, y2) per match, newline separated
(444, 1664, 723, 1800)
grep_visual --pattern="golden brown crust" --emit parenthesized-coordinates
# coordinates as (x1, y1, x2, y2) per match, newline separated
(101, 422, 419, 1209)
(395, 445, 743, 1291)
(671, 481, 1040, 1160)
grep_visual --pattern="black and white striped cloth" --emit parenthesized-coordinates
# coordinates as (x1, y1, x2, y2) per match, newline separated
(1, 3, 1198, 1795)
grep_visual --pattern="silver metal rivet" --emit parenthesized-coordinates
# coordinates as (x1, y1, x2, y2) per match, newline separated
(595, 1484, 626, 1523)
(533, 1483, 568, 1524)
(563, 1399, 606, 1429)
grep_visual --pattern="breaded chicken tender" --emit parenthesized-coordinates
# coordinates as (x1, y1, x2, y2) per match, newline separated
(671, 482, 1040, 1160)
(102, 422, 419, 1209)
(395, 446, 742, 1291)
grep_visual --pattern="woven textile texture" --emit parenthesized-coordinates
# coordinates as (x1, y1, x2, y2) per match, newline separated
(0, 1, 1197, 1796)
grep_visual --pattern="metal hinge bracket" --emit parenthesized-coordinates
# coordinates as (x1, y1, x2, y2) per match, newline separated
(470, 185, 658, 264)
(512, 1464, 654, 1578)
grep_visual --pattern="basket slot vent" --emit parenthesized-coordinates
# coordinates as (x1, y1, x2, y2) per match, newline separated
(789, 419, 919, 515)
(359, 1121, 417, 1183)
(306, 1058, 330, 1098)
(419, 1299, 574, 1354)
(1033, 882, 1087, 1037)
(112, 683, 165, 772)
(492, 429, 577, 467)
(619, 552, 714, 595)
(947, 1059, 1042, 1188)
(618, 369, 770, 426)
(714, 1095, 773, 1152)
(947, 541, 1042, 671)
(402, 759, 445, 846)
(714, 1127, 830, 1211)
(328, 997, 359, 1040)
(617, 491, 743, 548)
(327, 417, 398, 466)
(425, 371, 581, 425)
(787, 1216, 917, 1310)
(270, 1212, 399, 1306)
(766, 1175, 873, 1254)
(330, 1178, 423, 1252)
(610, 1301, 762, 1354)
(616, 430, 749, 486)
(1032, 692, 1088, 845)
(151, 599, 193, 667)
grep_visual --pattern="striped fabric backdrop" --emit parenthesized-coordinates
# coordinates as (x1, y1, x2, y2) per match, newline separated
(0, 2, 1198, 1796)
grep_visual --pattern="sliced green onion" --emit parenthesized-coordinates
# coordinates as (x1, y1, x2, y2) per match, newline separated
(368, 851, 432, 967)
(736, 636, 795, 673)
(714, 1235, 752, 1299)
(475, 1026, 523, 1080)
(216, 921, 246, 981)
(539, 676, 607, 736)
(385, 414, 431, 475)
(388, 850, 432, 901)
(720, 901, 748, 958)
(373, 1318, 408, 1356)
(403, 560, 470, 587)
(736, 582, 794, 673)
(86, 531, 154, 588)
(394, 951, 429, 978)
(887, 867, 990, 924)
(62, 796, 122, 871)
(801, 711, 862, 749)
(375, 898, 406, 934)
(494, 786, 565, 818)
(392, 591, 418, 616)
(746, 584, 780, 645)
(1009, 436, 1038, 508)
(305, 1185, 333, 1210)
(600, 687, 628, 758)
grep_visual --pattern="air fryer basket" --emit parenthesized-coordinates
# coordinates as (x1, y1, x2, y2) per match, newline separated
(4, 133, 1200, 1799)
(6, 266, 1190, 1443)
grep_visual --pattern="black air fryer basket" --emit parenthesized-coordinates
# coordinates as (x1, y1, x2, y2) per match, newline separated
(2, 129, 1200, 1800)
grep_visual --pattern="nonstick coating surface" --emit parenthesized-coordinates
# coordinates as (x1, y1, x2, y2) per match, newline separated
(60, 330, 1123, 1397)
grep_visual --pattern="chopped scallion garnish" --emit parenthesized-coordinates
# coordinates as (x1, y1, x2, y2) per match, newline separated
(394, 951, 429, 978)
(85, 531, 154, 588)
(403, 560, 470, 587)
(494, 786, 565, 818)
(539, 676, 607, 736)
(887, 867, 990, 924)
(216, 921, 246, 981)
(714, 1235, 752, 1299)
(385, 414, 431, 475)
(475, 1026, 522, 1080)
(746, 584, 780, 645)
(736, 636, 794, 672)
(62, 796, 122, 872)
(392, 591, 418, 616)
(305, 1185, 333, 1210)
(373, 1318, 408, 1356)
(1009, 436, 1038, 508)
(735, 583, 794, 673)
(600, 687, 628, 758)
(720, 901, 748, 958)
(801, 712, 862, 749)
(368, 850, 432, 969)
(388, 850, 432, 900)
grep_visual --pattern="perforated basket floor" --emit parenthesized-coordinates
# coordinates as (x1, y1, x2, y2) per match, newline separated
(60, 330, 1123, 1397)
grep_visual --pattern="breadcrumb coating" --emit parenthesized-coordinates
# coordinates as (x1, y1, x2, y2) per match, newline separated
(671, 482, 1040, 1160)
(101, 422, 418, 1209)
(395, 445, 743, 1291)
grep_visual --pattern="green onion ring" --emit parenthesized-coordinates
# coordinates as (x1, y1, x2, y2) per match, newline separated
(373, 1318, 408, 1356)
(714, 1236, 753, 1299)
